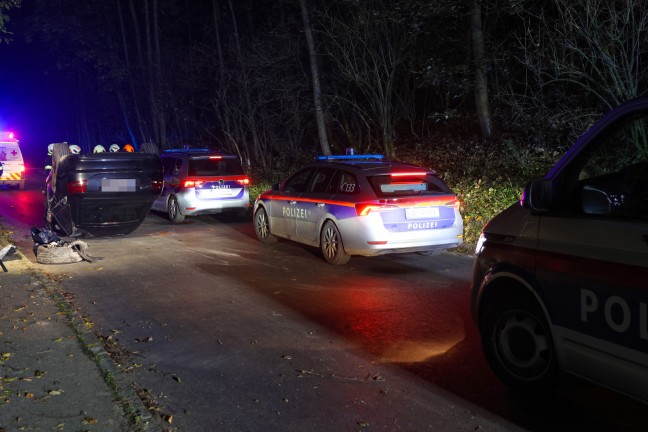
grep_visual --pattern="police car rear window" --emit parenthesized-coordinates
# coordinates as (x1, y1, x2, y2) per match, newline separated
(188, 157, 244, 176)
(368, 174, 450, 197)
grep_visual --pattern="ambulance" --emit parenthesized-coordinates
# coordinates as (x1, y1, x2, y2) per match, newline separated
(471, 98, 648, 402)
(0, 131, 26, 190)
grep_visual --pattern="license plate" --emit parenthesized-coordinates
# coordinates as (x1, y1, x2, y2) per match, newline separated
(405, 207, 439, 219)
(101, 179, 136, 192)
(199, 188, 234, 197)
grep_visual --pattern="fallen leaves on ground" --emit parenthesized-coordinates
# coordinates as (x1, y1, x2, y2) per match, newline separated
(83, 417, 98, 425)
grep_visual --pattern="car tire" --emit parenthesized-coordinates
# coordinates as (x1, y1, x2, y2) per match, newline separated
(254, 207, 276, 243)
(167, 195, 185, 223)
(320, 220, 350, 265)
(480, 293, 559, 392)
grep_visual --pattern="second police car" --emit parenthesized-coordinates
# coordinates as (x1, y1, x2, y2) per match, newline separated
(152, 149, 250, 222)
(253, 153, 463, 264)
(471, 98, 648, 402)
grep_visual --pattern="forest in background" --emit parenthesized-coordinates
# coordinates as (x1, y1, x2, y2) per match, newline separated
(3, 0, 648, 246)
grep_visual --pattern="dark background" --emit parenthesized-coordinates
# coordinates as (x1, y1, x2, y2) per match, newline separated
(0, 0, 646, 181)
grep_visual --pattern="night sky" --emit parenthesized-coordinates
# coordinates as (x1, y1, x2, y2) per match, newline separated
(0, 6, 72, 169)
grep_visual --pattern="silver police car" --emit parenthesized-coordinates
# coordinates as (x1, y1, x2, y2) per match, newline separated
(152, 149, 250, 222)
(253, 154, 463, 264)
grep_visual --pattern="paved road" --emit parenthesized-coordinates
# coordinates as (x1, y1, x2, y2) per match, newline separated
(2, 171, 648, 431)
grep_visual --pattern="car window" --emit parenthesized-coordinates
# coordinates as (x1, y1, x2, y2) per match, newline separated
(172, 158, 183, 176)
(162, 157, 176, 175)
(368, 173, 449, 197)
(566, 110, 648, 219)
(309, 168, 336, 194)
(188, 157, 244, 176)
(283, 168, 313, 193)
(327, 170, 360, 195)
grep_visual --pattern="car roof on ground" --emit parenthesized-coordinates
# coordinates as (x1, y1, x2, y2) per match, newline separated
(162, 148, 237, 158)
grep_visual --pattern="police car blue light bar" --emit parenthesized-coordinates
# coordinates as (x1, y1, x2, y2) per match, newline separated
(315, 154, 384, 161)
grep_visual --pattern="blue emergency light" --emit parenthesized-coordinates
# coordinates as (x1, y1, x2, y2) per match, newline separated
(315, 154, 384, 161)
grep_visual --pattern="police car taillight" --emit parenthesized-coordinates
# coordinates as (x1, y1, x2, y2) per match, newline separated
(182, 180, 205, 188)
(355, 202, 398, 216)
(236, 178, 250, 186)
(67, 180, 88, 194)
(445, 199, 461, 208)
(390, 171, 427, 177)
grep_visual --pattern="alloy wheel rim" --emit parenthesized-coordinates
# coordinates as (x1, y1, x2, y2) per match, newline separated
(257, 211, 269, 238)
(323, 227, 338, 258)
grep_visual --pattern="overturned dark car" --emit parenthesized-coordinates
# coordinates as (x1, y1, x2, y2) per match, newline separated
(46, 142, 163, 237)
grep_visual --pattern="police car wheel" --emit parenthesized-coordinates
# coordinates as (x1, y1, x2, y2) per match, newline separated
(320, 221, 350, 265)
(254, 207, 277, 243)
(167, 196, 185, 223)
(481, 294, 558, 392)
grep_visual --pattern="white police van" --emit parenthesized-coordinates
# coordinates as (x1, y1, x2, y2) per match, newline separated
(0, 131, 25, 190)
(471, 98, 648, 402)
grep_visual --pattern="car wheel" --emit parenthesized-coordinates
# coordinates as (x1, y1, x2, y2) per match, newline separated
(254, 207, 276, 243)
(320, 221, 350, 265)
(480, 293, 559, 392)
(167, 196, 185, 223)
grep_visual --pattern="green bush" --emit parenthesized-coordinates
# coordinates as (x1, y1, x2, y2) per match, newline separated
(449, 178, 524, 253)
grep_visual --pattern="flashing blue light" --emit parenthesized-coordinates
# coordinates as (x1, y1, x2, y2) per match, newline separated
(315, 154, 384, 161)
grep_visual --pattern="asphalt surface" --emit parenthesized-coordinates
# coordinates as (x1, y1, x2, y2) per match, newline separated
(0, 240, 530, 432)
(0, 248, 150, 431)
(0, 172, 532, 432)
(2, 172, 648, 431)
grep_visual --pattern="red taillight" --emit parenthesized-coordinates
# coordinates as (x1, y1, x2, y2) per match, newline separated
(356, 203, 382, 216)
(390, 172, 427, 177)
(67, 180, 88, 194)
(19, 164, 25, 173)
(236, 178, 250, 186)
(182, 180, 205, 188)
(445, 199, 461, 208)
(355, 202, 398, 216)
(209, 156, 222, 160)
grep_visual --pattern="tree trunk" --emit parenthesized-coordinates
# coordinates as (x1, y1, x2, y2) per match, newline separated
(118, 0, 147, 145)
(299, 0, 331, 156)
(211, 0, 231, 134)
(228, 0, 262, 171)
(152, 0, 166, 148)
(470, 0, 493, 139)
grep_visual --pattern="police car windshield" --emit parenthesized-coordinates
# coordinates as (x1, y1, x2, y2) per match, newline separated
(368, 174, 450, 197)
(188, 157, 244, 176)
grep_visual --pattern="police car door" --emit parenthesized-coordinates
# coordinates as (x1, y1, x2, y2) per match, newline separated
(154, 157, 178, 210)
(537, 110, 648, 401)
(295, 167, 336, 243)
(270, 168, 314, 238)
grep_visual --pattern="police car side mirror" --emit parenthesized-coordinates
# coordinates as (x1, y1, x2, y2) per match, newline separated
(581, 185, 612, 215)
(522, 177, 553, 212)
